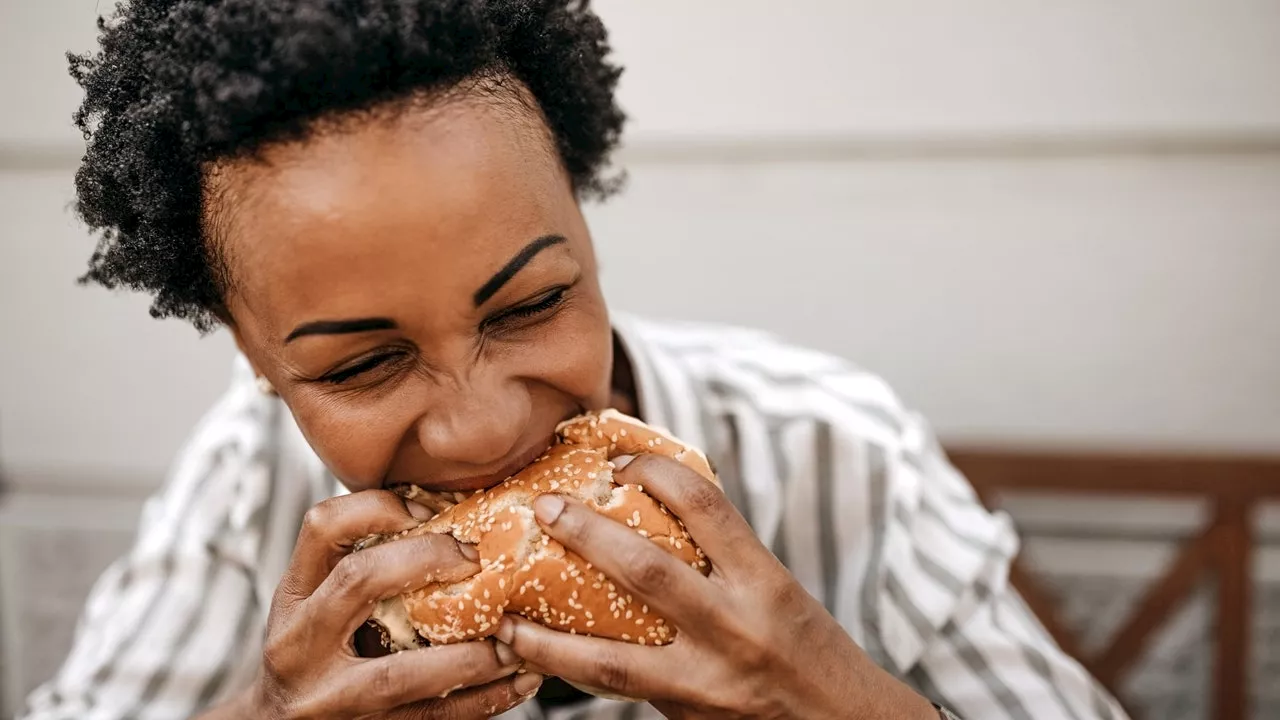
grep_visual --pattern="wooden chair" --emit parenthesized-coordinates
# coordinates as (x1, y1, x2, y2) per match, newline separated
(949, 449, 1280, 720)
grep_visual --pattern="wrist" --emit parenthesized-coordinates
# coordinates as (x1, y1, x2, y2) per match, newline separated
(842, 661, 939, 720)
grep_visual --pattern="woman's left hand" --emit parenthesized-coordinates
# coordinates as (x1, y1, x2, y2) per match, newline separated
(494, 454, 938, 720)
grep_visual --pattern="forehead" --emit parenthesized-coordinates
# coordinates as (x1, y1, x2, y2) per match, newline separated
(209, 93, 572, 334)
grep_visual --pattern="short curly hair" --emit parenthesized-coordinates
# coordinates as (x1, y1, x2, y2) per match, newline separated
(69, 0, 626, 331)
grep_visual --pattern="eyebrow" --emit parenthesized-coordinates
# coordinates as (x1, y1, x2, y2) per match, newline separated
(473, 234, 567, 307)
(284, 317, 397, 343)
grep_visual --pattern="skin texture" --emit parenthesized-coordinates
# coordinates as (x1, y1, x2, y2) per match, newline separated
(194, 90, 935, 719)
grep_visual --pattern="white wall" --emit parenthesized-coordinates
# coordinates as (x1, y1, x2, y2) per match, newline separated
(1, 0, 1278, 494)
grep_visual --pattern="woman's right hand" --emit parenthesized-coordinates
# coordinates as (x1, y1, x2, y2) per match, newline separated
(242, 490, 542, 719)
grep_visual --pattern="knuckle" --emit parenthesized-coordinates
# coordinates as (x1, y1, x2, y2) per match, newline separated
(300, 501, 335, 538)
(767, 576, 803, 611)
(261, 636, 293, 680)
(628, 552, 671, 593)
(280, 696, 323, 720)
(725, 613, 782, 673)
(735, 630, 774, 672)
(370, 661, 410, 704)
(681, 480, 725, 518)
(328, 552, 372, 598)
(592, 649, 632, 693)
(442, 682, 518, 720)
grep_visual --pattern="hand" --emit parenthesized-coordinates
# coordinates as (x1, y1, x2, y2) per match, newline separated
(496, 455, 936, 720)
(243, 490, 543, 719)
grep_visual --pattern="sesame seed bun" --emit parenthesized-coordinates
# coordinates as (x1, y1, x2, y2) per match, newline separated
(363, 410, 719, 655)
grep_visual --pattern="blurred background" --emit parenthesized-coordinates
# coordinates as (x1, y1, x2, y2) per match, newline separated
(1, 1, 1277, 718)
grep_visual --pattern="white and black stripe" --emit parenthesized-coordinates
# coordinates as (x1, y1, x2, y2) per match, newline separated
(21, 314, 1127, 720)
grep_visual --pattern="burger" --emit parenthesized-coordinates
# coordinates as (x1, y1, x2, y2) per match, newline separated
(354, 409, 720, 660)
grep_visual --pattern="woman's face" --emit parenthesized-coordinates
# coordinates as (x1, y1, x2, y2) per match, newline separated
(211, 93, 615, 495)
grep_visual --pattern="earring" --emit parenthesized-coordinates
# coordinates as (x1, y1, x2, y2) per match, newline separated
(255, 376, 277, 396)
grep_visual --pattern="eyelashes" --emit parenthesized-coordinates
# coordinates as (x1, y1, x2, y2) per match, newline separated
(320, 351, 407, 384)
(482, 286, 568, 330)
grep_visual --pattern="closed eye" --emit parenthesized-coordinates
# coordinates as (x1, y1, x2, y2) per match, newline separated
(482, 286, 569, 331)
(320, 352, 405, 384)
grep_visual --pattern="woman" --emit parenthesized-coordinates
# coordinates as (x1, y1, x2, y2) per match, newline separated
(25, 1, 1125, 719)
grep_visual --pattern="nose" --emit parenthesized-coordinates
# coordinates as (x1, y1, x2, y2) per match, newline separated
(414, 372, 531, 468)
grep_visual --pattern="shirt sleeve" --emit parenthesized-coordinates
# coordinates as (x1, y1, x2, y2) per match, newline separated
(855, 408, 1129, 720)
(20, 360, 280, 720)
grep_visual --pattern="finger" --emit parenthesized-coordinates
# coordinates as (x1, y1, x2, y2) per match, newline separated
(306, 532, 481, 640)
(616, 454, 761, 571)
(280, 490, 431, 608)
(382, 674, 544, 720)
(532, 494, 730, 635)
(499, 615, 667, 701)
(323, 640, 520, 716)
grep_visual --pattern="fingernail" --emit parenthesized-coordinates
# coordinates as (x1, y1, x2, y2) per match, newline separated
(533, 494, 565, 525)
(495, 616, 515, 645)
(494, 640, 519, 666)
(406, 500, 434, 521)
(458, 543, 480, 562)
(514, 672, 544, 696)
(612, 454, 636, 471)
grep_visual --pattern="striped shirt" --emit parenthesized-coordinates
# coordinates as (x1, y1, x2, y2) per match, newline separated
(20, 313, 1126, 720)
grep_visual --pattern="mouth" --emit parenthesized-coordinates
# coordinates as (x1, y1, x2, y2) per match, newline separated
(398, 432, 557, 496)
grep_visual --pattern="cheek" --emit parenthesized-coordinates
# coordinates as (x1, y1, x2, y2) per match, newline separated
(287, 393, 419, 491)
(516, 299, 613, 406)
